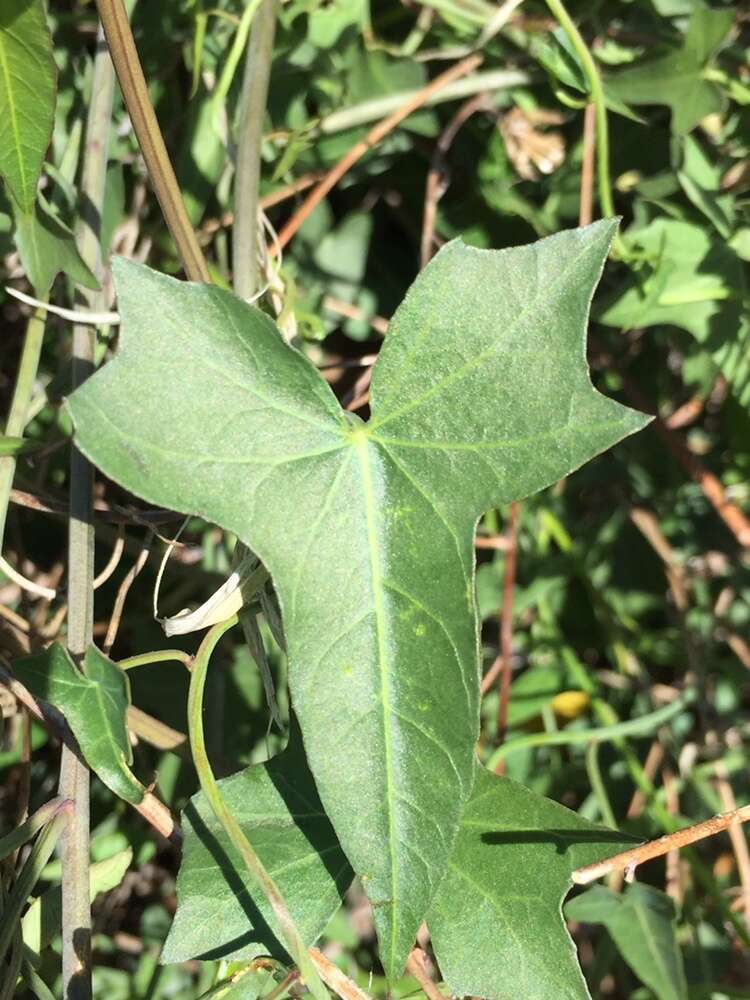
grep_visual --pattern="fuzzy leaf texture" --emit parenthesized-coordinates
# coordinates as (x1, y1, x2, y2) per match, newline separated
(0, 0, 56, 212)
(428, 763, 635, 1000)
(162, 731, 352, 964)
(14, 643, 145, 803)
(68, 219, 649, 979)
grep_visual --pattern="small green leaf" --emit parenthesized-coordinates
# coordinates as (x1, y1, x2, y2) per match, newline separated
(566, 882, 688, 1000)
(13, 643, 145, 803)
(428, 762, 635, 1000)
(598, 219, 750, 410)
(13, 196, 99, 296)
(0, 0, 56, 212)
(606, 5, 733, 134)
(161, 732, 352, 964)
(68, 220, 649, 978)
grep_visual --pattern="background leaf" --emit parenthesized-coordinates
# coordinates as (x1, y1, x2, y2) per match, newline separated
(13, 643, 145, 803)
(0, 0, 56, 212)
(605, 5, 733, 134)
(566, 882, 688, 1000)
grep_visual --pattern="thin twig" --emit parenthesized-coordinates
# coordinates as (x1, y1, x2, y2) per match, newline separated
(421, 93, 492, 268)
(92, 524, 126, 589)
(4, 286, 119, 325)
(308, 949, 372, 1000)
(406, 948, 445, 1000)
(95, 0, 210, 283)
(578, 102, 596, 227)
(275, 53, 483, 251)
(715, 764, 750, 932)
(103, 533, 153, 654)
(611, 362, 750, 549)
(572, 802, 750, 885)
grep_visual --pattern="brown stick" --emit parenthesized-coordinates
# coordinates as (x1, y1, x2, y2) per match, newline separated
(308, 948, 372, 1000)
(421, 93, 492, 268)
(406, 948, 445, 1000)
(572, 802, 750, 884)
(620, 372, 750, 549)
(494, 501, 520, 766)
(275, 53, 483, 251)
(578, 103, 596, 227)
(95, 0, 210, 283)
(715, 764, 750, 932)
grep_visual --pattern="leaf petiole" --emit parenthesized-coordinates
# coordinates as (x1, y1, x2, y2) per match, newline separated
(187, 616, 330, 1000)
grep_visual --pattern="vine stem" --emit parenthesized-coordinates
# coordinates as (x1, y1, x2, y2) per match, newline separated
(544, 0, 615, 220)
(57, 24, 116, 1000)
(94, 0, 210, 283)
(187, 618, 330, 1000)
(572, 802, 750, 885)
(233, 0, 276, 300)
(0, 306, 47, 549)
(487, 689, 694, 768)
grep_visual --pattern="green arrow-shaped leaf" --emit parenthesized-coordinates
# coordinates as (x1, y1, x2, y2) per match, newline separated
(162, 730, 352, 964)
(428, 763, 636, 1000)
(14, 643, 145, 804)
(67, 219, 648, 978)
(0, 0, 56, 213)
(606, 5, 733, 134)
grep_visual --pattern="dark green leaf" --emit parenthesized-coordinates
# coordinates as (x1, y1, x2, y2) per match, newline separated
(0, 0, 56, 212)
(428, 762, 636, 1000)
(606, 6, 733, 134)
(161, 732, 352, 964)
(13, 197, 99, 296)
(14, 643, 144, 803)
(68, 220, 648, 978)
(598, 219, 750, 410)
(566, 882, 688, 1000)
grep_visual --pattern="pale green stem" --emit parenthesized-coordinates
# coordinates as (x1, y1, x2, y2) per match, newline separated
(233, 0, 276, 299)
(544, 0, 615, 220)
(58, 25, 115, 1000)
(487, 689, 695, 768)
(319, 67, 531, 134)
(118, 649, 193, 671)
(0, 306, 47, 549)
(0, 803, 72, 968)
(187, 618, 329, 1000)
(214, 0, 264, 105)
(0, 796, 67, 861)
(584, 741, 617, 829)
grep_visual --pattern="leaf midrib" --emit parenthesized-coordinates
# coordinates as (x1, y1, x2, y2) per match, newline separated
(353, 433, 399, 968)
